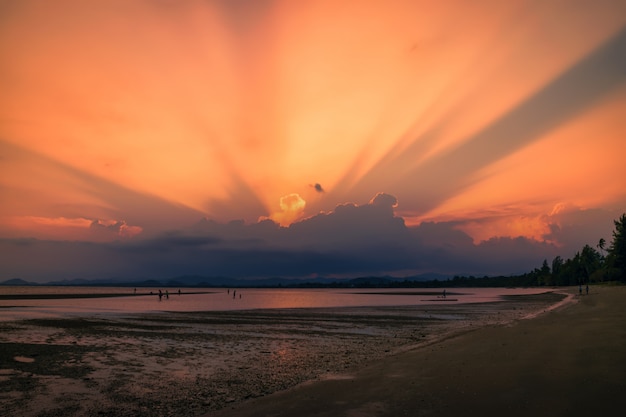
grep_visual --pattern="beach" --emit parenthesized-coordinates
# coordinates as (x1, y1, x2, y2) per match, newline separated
(214, 285, 626, 417)
(1, 287, 622, 416)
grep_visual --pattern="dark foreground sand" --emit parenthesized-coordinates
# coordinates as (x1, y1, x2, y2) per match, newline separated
(213, 286, 626, 417)
(1, 287, 623, 416)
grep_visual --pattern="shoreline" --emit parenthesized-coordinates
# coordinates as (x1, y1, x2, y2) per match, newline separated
(213, 285, 626, 417)
(0, 289, 582, 416)
(0, 291, 214, 301)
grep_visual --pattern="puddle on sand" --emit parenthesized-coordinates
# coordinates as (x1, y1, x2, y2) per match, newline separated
(13, 356, 35, 363)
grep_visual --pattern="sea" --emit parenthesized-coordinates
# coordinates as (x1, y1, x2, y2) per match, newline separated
(0, 286, 553, 320)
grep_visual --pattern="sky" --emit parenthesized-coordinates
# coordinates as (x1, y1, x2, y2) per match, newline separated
(1, 0, 625, 283)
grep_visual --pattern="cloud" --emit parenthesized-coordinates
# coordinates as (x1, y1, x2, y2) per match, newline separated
(268, 193, 306, 226)
(90, 219, 143, 239)
(0, 140, 206, 239)
(287, 193, 407, 251)
(542, 205, 619, 257)
(369, 192, 398, 208)
(0, 193, 574, 282)
(0, 214, 142, 242)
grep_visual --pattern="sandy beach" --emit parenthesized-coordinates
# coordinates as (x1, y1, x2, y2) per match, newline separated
(1, 287, 622, 416)
(214, 285, 626, 417)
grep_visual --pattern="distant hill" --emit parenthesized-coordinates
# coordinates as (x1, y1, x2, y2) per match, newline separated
(0, 273, 455, 288)
(0, 278, 38, 286)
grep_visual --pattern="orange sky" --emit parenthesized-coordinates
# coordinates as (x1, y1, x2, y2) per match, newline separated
(1, 0, 625, 248)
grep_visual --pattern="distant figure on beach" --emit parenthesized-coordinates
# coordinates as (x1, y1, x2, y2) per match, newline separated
(233, 290, 236, 299)
(134, 288, 136, 295)
(239, 293, 242, 299)
(165, 290, 169, 299)
(227, 289, 230, 295)
(586, 284, 589, 295)
(158, 290, 163, 301)
(443, 289, 446, 299)
(178, 289, 181, 296)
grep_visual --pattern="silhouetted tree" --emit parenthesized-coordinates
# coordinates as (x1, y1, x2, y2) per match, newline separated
(551, 256, 564, 284)
(597, 238, 606, 258)
(607, 213, 626, 281)
(538, 259, 552, 285)
(579, 244, 601, 283)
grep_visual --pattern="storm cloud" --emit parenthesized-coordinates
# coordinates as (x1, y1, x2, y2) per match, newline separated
(4, 193, 611, 283)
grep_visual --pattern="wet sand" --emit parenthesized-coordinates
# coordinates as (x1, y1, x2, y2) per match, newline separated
(0, 289, 591, 416)
(213, 286, 626, 417)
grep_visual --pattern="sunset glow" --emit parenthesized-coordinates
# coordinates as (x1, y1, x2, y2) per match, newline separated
(1, 0, 625, 281)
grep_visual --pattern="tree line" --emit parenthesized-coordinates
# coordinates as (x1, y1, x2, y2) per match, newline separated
(528, 213, 626, 286)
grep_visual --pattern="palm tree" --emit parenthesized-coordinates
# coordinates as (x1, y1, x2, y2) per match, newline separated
(597, 238, 606, 258)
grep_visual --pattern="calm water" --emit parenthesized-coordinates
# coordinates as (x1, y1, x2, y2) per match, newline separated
(0, 286, 551, 320)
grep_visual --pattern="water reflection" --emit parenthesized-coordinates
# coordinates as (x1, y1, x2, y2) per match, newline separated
(0, 286, 552, 320)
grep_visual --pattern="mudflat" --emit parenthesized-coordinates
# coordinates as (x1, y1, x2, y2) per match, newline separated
(212, 285, 626, 417)
(2, 287, 619, 416)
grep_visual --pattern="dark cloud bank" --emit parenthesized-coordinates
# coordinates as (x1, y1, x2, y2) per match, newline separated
(0, 193, 617, 283)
